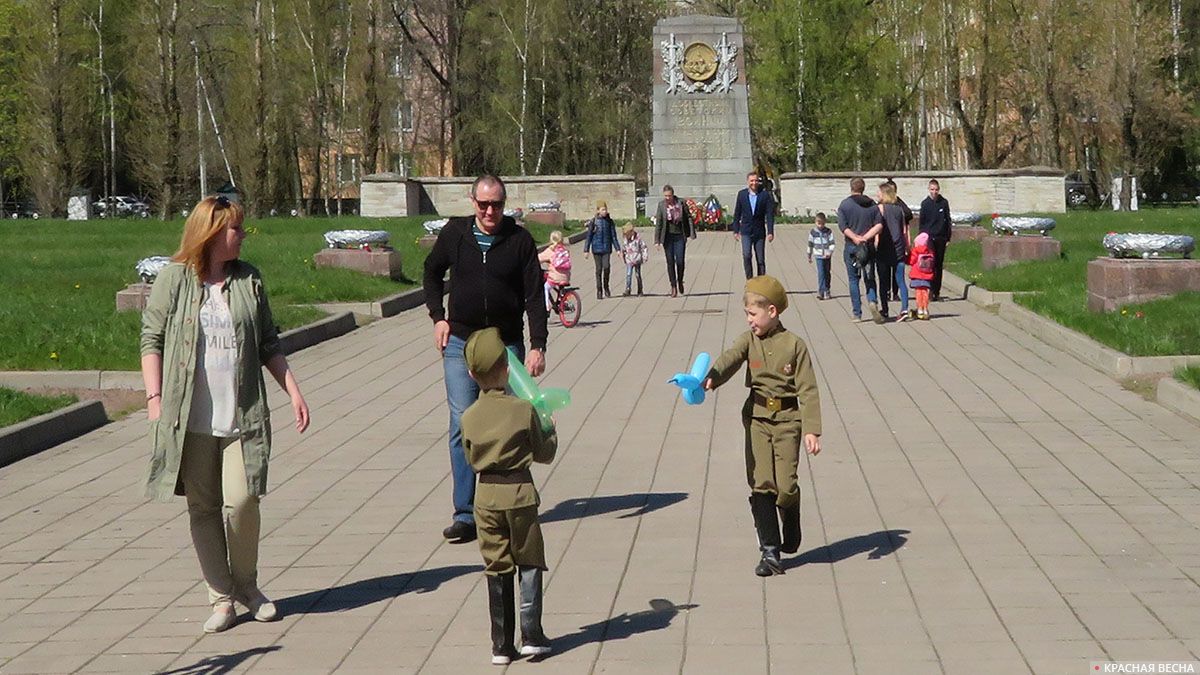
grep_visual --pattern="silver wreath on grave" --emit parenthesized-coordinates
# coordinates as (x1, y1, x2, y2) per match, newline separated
(423, 219, 448, 235)
(950, 212, 982, 225)
(660, 33, 739, 95)
(527, 201, 561, 212)
(1103, 233, 1195, 259)
(323, 230, 390, 249)
(992, 216, 1056, 236)
(135, 256, 172, 283)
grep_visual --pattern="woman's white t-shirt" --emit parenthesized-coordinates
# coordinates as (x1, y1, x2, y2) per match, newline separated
(187, 282, 240, 437)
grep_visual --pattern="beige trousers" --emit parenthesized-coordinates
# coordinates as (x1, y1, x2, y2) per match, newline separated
(180, 432, 261, 606)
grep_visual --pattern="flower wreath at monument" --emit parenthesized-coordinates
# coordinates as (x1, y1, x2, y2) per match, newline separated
(701, 194, 725, 230)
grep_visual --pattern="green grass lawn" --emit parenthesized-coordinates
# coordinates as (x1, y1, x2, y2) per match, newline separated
(1, 214, 576, 371)
(944, 209, 1200, 356)
(1177, 366, 1200, 391)
(0, 387, 78, 428)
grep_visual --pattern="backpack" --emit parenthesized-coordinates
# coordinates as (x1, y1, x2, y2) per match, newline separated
(551, 246, 571, 272)
(916, 251, 935, 273)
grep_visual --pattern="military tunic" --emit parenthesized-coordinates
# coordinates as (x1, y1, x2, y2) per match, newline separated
(462, 389, 558, 575)
(708, 323, 822, 508)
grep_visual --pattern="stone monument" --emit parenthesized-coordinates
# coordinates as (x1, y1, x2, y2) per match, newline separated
(651, 16, 753, 207)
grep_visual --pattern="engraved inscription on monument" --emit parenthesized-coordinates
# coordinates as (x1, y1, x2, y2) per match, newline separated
(651, 15, 753, 206)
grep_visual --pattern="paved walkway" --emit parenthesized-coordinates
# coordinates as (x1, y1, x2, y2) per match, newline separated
(2, 228, 1199, 675)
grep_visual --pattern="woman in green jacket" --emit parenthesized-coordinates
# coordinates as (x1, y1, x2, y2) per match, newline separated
(141, 196, 311, 633)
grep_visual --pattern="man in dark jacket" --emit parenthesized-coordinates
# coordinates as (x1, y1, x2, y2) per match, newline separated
(731, 171, 776, 279)
(835, 177, 884, 322)
(423, 174, 549, 543)
(918, 179, 952, 301)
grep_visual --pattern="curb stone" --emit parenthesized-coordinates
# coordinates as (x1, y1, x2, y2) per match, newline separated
(0, 401, 108, 468)
(1157, 377, 1200, 425)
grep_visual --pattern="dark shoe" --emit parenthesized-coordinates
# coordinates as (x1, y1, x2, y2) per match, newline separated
(678, 281, 685, 295)
(518, 567, 552, 656)
(749, 494, 784, 576)
(604, 289, 611, 298)
(779, 502, 801, 554)
(622, 288, 631, 297)
(869, 303, 885, 324)
(755, 547, 785, 577)
(637, 290, 644, 296)
(487, 573, 518, 664)
(443, 521, 476, 543)
(596, 290, 603, 300)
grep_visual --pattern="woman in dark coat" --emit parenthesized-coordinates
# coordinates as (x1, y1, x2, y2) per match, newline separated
(653, 185, 698, 297)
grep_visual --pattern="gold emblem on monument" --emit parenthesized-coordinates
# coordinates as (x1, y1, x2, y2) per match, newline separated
(681, 42, 719, 82)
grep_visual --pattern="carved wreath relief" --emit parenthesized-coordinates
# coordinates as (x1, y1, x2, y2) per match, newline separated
(660, 32, 739, 94)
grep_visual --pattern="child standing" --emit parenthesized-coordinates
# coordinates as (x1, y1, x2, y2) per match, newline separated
(537, 230, 571, 312)
(460, 328, 559, 664)
(704, 276, 823, 576)
(619, 223, 649, 296)
(806, 212, 835, 300)
(908, 232, 935, 320)
(584, 201, 620, 300)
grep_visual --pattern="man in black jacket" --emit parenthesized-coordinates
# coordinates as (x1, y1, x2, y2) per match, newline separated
(423, 174, 549, 543)
(917, 179, 952, 301)
(731, 171, 776, 279)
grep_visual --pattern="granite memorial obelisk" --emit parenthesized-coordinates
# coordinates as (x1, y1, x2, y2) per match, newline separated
(651, 16, 754, 207)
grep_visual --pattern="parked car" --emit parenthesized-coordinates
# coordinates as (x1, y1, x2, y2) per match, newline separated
(2, 200, 40, 219)
(94, 195, 150, 218)
(1064, 172, 1089, 208)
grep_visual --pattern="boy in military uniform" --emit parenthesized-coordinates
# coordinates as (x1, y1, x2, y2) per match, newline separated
(704, 275, 823, 576)
(460, 327, 558, 664)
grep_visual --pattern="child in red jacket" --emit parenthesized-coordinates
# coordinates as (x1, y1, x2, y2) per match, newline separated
(908, 232, 935, 320)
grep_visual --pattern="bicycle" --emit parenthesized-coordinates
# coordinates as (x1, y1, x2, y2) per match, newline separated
(547, 281, 582, 328)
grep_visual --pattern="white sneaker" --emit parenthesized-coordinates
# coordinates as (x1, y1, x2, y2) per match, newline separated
(492, 654, 512, 665)
(520, 644, 552, 656)
(237, 590, 278, 622)
(203, 601, 236, 633)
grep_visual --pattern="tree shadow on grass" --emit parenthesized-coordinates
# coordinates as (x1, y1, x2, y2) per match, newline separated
(275, 564, 482, 616)
(158, 646, 282, 675)
(532, 598, 698, 661)
(784, 529, 911, 570)
(539, 492, 688, 524)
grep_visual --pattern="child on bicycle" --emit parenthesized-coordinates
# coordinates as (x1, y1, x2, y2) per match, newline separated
(537, 230, 571, 312)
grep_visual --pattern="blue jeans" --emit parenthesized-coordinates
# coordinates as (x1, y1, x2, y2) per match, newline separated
(741, 235, 766, 279)
(624, 263, 643, 292)
(843, 244, 877, 318)
(663, 233, 687, 290)
(814, 257, 831, 296)
(892, 261, 909, 314)
(443, 334, 525, 524)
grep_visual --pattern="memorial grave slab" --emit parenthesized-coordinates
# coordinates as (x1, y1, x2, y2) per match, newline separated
(981, 235, 1061, 269)
(1086, 257, 1200, 312)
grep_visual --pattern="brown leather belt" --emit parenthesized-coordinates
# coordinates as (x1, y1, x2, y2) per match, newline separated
(752, 393, 799, 412)
(479, 468, 533, 485)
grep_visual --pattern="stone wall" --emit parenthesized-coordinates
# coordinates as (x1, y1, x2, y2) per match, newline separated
(778, 167, 1066, 219)
(361, 174, 636, 221)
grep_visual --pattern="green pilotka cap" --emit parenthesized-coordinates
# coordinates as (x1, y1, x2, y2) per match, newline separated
(465, 327, 507, 374)
(745, 275, 788, 313)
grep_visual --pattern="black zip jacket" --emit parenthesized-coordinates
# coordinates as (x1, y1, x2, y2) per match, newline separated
(918, 195, 952, 241)
(423, 215, 548, 351)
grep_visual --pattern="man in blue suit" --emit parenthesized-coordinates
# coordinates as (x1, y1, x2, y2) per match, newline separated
(731, 171, 776, 279)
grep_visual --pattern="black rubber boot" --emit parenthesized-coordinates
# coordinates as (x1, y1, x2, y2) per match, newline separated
(749, 494, 784, 576)
(518, 567, 551, 656)
(779, 501, 802, 554)
(486, 573, 518, 664)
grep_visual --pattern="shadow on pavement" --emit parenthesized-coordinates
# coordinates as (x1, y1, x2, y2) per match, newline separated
(534, 598, 698, 660)
(276, 564, 482, 615)
(568, 320, 612, 328)
(158, 646, 282, 674)
(539, 492, 688, 524)
(785, 528, 911, 570)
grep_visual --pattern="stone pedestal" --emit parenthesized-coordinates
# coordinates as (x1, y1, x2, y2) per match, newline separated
(651, 16, 752, 204)
(525, 211, 565, 227)
(116, 283, 153, 312)
(418, 234, 439, 249)
(314, 248, 403, 280)
(1086, 257, 1200, 312)
(981, 235, 1061, 269)
(951, 226, 989, 243)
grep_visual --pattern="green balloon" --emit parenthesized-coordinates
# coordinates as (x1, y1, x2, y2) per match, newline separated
(506, 348, 570, 431)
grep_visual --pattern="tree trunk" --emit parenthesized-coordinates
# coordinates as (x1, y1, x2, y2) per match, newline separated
(362, 0, 381, 175)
